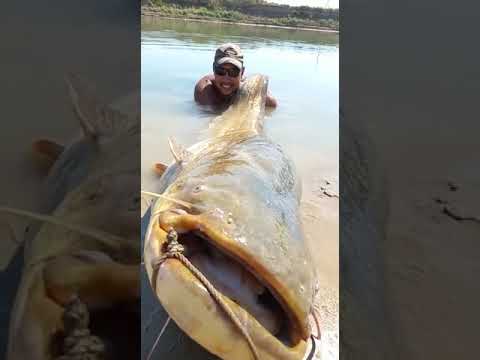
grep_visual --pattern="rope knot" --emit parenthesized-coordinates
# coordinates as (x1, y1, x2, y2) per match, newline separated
(151, 228, 184, 270)
(165, 228, 184, 254)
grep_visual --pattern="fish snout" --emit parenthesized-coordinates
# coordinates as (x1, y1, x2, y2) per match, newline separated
(156, 208, 195, 234)
(144, 209, 310, 360)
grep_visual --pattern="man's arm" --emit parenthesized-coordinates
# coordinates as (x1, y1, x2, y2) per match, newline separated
(194, 75, 215, 105)
(266, 92, 278, 108)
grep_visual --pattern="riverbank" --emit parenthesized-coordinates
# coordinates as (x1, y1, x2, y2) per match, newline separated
(142, 5, 339, 33)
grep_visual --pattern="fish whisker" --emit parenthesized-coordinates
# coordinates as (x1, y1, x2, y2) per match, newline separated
(0, 206, 136, 252)
(310, 307, 321, 340)
(141, 190, 194, 209)
(146, 316, 171, 360)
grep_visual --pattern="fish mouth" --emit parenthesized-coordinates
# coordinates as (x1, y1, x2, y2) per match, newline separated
(144, 209, 309, 360)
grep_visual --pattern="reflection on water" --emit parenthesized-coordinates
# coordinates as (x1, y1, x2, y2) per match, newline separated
(142, 17, 339, 48)
(142, 18, 338, 193)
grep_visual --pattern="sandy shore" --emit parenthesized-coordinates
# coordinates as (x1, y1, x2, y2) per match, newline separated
(378, 139, 480, 359)
(301, 171, 339, 360)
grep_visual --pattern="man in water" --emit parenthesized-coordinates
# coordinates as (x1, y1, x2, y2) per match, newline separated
(194, 43, 277, 108)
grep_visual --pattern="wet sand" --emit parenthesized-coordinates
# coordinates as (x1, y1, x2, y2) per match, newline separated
(378, 139, 480, 359)
(301, 167, 339, 360)
(345, 78, 480, 357)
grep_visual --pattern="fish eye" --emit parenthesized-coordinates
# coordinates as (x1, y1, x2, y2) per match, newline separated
(86, 192, 98, 201)
(192, 184, 203, 194)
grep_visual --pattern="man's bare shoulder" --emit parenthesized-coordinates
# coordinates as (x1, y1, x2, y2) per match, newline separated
(194, 75, 216, 105)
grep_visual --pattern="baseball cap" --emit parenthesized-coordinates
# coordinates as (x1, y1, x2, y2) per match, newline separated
(213, 43, 244, 70)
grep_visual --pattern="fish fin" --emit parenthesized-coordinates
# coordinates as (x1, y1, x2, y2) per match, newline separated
(65, 72, 137, 139)
(168, 137, 191, 164)
(32, 139, 65, 166)
(153, 163, 168, 176)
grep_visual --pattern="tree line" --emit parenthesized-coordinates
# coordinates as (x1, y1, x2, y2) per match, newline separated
(152, 0, 338, 21)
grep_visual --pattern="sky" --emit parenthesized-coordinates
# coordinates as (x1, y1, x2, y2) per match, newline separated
(267, 0, 339, 9)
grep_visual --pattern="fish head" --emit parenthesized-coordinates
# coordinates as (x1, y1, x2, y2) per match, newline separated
(32, 72, 139, 211)
(59, 170, 140, 241)
(144, 141, 316, 360)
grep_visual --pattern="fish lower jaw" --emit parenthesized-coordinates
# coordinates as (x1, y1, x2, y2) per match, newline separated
(145, 216, 309, 359)
(148, 255, 308, 360)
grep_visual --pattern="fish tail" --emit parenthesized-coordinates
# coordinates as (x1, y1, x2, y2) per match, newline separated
(209, 74, 269, 138)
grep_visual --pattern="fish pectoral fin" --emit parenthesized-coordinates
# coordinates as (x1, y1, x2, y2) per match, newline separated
(65, 72, 137, 140)
(168, 137, 192, 164)
(153, 162, 168, 176)
(31, 139, 65, 170)
(32, 139, 64, 160)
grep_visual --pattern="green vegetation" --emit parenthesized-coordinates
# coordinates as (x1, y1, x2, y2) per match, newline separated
(142, 0, 339, 31)
(149, 3, 244, 21)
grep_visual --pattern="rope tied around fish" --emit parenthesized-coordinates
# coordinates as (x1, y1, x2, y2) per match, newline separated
(151, 227, 261, 360)
(55, 295, 106, 360)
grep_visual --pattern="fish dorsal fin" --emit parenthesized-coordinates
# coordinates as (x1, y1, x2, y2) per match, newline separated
(153, 163, 167, 176)
(65, 73, 137, 140)
(168, 137, 191, 164)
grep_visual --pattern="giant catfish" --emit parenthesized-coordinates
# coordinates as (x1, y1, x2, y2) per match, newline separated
(5, 74, 141, 360)
(144, 75, 318, 360)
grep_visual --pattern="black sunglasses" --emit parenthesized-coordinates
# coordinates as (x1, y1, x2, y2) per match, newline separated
(214, 65, 241, 78)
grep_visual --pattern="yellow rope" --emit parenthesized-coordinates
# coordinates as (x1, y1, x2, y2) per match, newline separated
(151, 229, 260, 360)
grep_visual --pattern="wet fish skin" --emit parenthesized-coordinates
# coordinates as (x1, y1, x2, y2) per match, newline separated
(145, 75, 316, 360)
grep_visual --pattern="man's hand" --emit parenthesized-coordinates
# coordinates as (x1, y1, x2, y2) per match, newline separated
(266, 92, 277, 108)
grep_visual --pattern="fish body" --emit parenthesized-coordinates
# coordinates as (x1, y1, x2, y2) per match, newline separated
(6, 75, 140, 360)
(144, 75, 316, 360)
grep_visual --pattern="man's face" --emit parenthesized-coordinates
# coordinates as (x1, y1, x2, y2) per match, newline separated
(213, 63, 243, 96)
